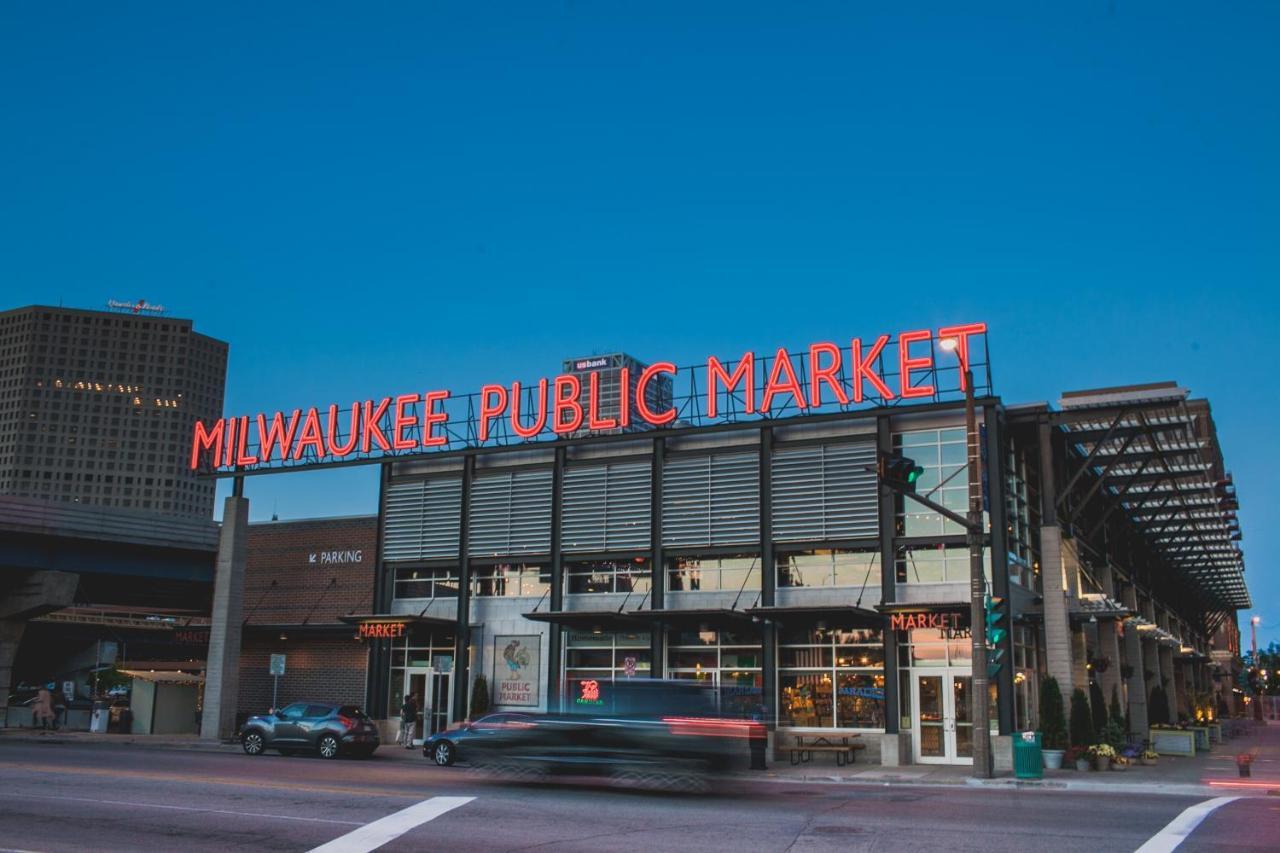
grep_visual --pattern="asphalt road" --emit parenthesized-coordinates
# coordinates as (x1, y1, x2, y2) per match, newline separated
(1, 741, 1276, 852)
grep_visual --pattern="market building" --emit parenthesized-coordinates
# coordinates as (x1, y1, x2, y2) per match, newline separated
(192, 326, 1251, 765)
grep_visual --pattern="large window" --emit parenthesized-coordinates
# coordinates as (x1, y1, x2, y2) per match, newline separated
(564, 630, 651, 704)
(779, 626, 885, 729)
(387, 628, 456, 716)
(895, 545, 991, 585)
(473, 562, 551, 598)
(666, 628, 763, 718)
(564, 558, 651, 595)
(667, 553, 758, 592)
(1013, 626, 1039, 730)
(894, 428, 970, 537)
(393, 567, 460, 600)
(777, 548, 880, 591)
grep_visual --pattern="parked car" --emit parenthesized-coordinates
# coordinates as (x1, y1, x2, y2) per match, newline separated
(240, 702, 379, 759)
(423, 712, 534, 766)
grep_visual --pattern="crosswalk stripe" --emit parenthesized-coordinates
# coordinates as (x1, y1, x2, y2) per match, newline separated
(307, 796, 474, 853)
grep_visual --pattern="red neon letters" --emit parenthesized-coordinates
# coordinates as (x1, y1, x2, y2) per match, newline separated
(190, 324, 986, 470)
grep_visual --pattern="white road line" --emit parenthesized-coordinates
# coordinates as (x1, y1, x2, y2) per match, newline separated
(7, 792, 364, 826)
(308, 796, 474, 853)
(1133, 796, 1239, 853)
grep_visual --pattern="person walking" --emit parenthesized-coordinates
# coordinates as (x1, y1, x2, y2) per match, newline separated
(33, 683, 56, 731)
(399, 693, 419, 749)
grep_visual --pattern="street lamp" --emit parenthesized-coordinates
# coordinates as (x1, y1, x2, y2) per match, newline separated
(939, 335, 992, 779)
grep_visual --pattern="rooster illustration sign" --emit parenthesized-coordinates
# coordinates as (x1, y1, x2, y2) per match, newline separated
(493, 635, 540, 707)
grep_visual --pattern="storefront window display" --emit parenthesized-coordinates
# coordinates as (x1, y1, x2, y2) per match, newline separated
(564, 558, 651, 595)
(473, 562, 551, 597)
(667, 553, 758, 592)
(563, 629, 651, 707)
(666, 628, 763, 718)
(779, 626, 885, 728)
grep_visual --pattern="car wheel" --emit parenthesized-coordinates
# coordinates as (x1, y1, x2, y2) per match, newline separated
(317, 734, 341, 759)
(431, 741, 455, 766)
(241, 731, 265, 756)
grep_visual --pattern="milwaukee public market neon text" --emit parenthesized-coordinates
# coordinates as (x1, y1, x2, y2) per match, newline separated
(189, 323, 988, 473)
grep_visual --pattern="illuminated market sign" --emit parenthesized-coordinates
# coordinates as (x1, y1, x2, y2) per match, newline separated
(357, 621, 406, 639)
(888, 612, 966, 632)
(191, 322, 989, 475)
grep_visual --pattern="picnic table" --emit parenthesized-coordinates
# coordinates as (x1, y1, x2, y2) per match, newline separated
(789, 733, 865, 766)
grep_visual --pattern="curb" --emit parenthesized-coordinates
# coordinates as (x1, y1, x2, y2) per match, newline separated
(0, 732, 239, 752)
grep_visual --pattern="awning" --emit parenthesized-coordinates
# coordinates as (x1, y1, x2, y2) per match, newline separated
(628, 608, 757, 632)
(746, 604, 882, 627)
(876, 601, 969, 614)
(522, 609, 645, 633)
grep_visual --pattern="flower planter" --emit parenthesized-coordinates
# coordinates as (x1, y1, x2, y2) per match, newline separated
(1109, 760, 1128, 771)
(1043, 749, 1064, 770)
(1140, 757, 1158, 767)
(1187, 727, 1211, 752)
(1206, 723, 1222, 744)
(1150, 729, 1196, 757)
(1074, 758, 1091, 772)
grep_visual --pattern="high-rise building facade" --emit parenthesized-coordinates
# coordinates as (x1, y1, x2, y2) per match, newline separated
(562, 352, 674, 436)
(0, 304, 227, 517)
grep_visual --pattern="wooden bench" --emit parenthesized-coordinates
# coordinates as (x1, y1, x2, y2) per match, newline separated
(789, 734, 865, 766)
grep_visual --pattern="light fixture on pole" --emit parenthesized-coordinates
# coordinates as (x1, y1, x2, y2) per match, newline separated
(939, 334, 992, 779)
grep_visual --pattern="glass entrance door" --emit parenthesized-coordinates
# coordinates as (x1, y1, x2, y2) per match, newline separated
(912, 670, 974, 765)
(404, 668, 429, 746)
(427, 669, 451, 735)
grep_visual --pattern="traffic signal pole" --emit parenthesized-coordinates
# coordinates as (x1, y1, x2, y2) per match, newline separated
(963, 367, 993, 779)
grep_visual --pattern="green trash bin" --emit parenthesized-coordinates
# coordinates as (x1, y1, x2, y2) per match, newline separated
(1013, 731, 1043, 779)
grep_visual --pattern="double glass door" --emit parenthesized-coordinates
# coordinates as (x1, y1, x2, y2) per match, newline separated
(913, 670, 973, 764)
(404, 668, 452, 744)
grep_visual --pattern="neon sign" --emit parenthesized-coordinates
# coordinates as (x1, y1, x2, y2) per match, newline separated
(191, 323, 989, 474)
(357, 621, 406, 639)
(575, 679, 604, 706)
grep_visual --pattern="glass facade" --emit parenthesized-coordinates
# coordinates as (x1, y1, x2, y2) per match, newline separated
(563, 630, 652, 703)
(666, 553, 758, 592)
(778, 627, 885, 729)
(564, 558, 651, 594)
(665, 628, 763, 718)
(776, 547, 880, 592)
(895, 545, 991, 585)
(473, 562, 551, 597)
(393, 567, 460, 600)
(894, 428, 971, 537)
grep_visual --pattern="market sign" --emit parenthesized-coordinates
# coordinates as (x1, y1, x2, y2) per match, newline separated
(493, 635, 539, 707)
(888, 611, 968, 632)
(191, 323, 989, 475)
(357, 621, 406, 639)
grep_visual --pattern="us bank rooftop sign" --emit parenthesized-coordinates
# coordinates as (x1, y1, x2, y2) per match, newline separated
(191, 322, 991, 477)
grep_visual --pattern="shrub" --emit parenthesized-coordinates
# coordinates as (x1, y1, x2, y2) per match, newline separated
(1149, 685, 1170, 727)
(470, 675, 491, 718)
(1039, 676, 1068, 750)
(1089, 681, 1108, 734)
(1069, 688, 1096, 748)
(1109, 685, 1124, 728)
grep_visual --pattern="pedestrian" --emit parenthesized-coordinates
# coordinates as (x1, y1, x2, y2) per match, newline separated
(33, 683, 56, 731)
(399, 693, 419, 749)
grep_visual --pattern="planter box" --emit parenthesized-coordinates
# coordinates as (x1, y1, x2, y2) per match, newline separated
(1187, 727, 1210, 751)
(1150, 729, 1196, 756)
(1206, 723, 1222, 743)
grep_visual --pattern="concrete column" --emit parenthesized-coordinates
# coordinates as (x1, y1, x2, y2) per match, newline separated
(201, 494, 249, 740)
(1122, 622, 1148, 736)
(1040, 526, 1074, 693)
(1174, 658, 1189, 719)
(0, 620, 25, 728)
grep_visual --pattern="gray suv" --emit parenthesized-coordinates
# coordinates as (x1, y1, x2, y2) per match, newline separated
(240, 702, 379, 759)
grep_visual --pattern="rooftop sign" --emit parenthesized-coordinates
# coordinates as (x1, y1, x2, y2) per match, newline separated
(106, 298, 167, 315)
(191, 323, 990, 476)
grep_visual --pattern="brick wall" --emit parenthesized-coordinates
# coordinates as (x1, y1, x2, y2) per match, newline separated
(244, 516, 376, 626)
(238, 637, 368, 714)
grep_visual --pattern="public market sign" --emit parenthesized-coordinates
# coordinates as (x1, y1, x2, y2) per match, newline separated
(357, 621, 407, 639)
(191, 322, 988, 475)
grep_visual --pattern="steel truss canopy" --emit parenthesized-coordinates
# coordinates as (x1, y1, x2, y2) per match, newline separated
(1055, 382, 1249, 610)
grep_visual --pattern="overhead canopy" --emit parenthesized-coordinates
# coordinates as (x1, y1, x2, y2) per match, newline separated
(1054, 384, 1250, 611)
(522, 609, 645, 633)
(746, 604, 882, 627)
(628, 607, 756, 632)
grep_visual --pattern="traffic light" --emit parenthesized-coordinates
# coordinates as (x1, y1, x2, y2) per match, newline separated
(984, 594, 1007, 679)
(878, 451, 924, 494)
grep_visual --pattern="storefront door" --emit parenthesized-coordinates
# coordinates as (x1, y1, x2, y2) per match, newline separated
(404, 668, 430, 746)
(427, 669, 450, 735)
(912, 670, 974, 765)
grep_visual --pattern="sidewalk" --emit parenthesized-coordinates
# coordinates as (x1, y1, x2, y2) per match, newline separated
(0, 728, 239, 752)
(747, 720, 1280, 796)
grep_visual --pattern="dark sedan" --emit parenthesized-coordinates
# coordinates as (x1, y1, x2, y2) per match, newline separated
(241, 702, 380, 759)
(423, 712, 533, 766)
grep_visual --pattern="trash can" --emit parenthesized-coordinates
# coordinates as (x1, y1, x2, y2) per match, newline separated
(1013, 731, 1044, 779)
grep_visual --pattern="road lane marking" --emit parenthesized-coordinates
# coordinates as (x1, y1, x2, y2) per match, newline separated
(7, 792, 365, 826)
(308, 796, 474, 853)
(1133, 796, 1239, 853)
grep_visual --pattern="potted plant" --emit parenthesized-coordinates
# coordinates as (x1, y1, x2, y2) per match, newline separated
(1066, 745, 1090, 772)
(1110, 753, 1130, 771)
(1069, 688, 1096, 754)
(1087, 742, 1116, 771)
(1039, 676, 1068, 769)
(1140, 748, 1159, 766)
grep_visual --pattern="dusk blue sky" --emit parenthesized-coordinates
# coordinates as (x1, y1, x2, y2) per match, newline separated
(3, 4, 1276, 644)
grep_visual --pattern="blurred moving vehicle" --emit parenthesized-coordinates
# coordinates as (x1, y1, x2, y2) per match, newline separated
(445, 680, 761, 787)
(240, 702, 379, 759)
(423, 712, 534, 766)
